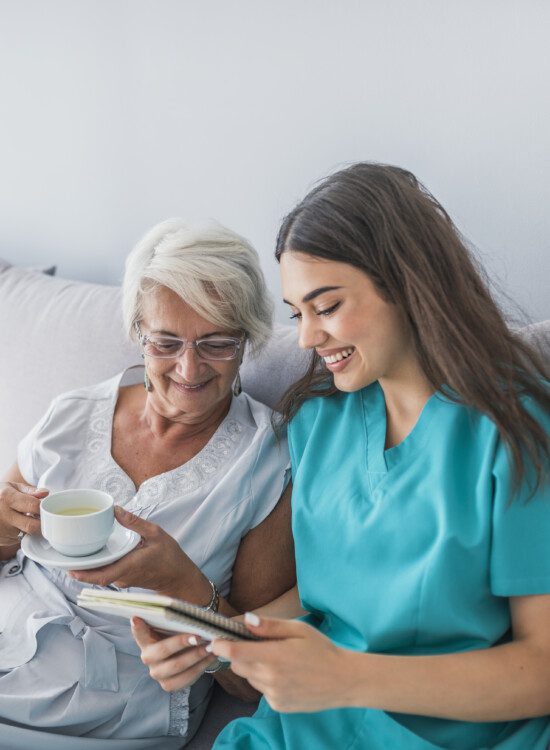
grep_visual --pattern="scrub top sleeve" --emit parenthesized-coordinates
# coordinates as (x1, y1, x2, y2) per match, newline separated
(490, 408, 550, 597)
(287, 397, 322, 481)
(248, 426, 291, 529)
(16, 400, 57, 486)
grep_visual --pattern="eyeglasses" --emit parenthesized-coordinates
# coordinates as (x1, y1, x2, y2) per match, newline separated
(137, 328, 244, 361)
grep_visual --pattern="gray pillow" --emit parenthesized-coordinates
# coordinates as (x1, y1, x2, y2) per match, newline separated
(0, 265, 139, 475)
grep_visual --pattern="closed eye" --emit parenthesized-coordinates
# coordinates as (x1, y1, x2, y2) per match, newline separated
(316, 302, 341, 316)
(149, 339, 180, 352)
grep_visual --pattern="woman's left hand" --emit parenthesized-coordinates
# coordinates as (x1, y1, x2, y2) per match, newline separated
(131, 617, 217, 691)
(70, 506, 207, 599)
(210, 615, 356, 713)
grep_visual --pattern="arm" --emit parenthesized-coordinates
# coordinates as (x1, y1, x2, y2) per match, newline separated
(254, 584, 307, 620)
(132, 485, 301, 700)
(227, 481, 296, 612)
(74, 482, 296, 611)
(212, 482, 297, 699)
(212, 594, 550, 719)
(0, 463, 47, 560)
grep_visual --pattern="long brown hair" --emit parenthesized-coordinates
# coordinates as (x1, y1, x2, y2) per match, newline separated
(275, 162, 550, 496)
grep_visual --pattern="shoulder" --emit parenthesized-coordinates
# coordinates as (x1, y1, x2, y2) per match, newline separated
(230, 392, 276, 433)
(36, 373, 121, 434)
(288, 390, 359, 459)
(49, 373, 119, 409)
(518, 382, 550, 428)
(226, 393, 288, 467)
(291, 389, 360, 427)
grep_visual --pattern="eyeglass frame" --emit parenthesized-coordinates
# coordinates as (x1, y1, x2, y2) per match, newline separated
(135, 323, 245, 361)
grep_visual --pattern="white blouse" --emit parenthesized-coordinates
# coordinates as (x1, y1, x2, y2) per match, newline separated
(18, 366, 290, 597)
(0, 367, 289, 743)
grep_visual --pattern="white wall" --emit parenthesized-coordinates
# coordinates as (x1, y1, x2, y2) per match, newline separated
(0, 0, 549, 324)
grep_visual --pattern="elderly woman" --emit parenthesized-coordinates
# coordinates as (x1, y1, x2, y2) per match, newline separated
(0, 219, 295, 748)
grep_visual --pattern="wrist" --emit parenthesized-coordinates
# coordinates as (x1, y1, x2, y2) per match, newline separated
(204, 658, 230, 674)
(335, 648, 374, 709)
(163, 568, 213, 607)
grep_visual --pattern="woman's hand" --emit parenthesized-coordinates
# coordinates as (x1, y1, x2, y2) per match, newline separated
(70, 506, 210, 601)
(210, 614, 355, 713)
(0, 481, 48, 546)
(131, 617, 217, 691)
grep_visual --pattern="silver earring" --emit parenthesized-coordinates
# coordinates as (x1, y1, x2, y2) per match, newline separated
(233, 371, 242, 397)
(144, 369, 153, 392)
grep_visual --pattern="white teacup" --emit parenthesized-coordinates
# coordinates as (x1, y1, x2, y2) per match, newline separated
(40, 489, 115, 557)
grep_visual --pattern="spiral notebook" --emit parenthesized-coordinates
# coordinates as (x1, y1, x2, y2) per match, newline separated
(77, 588, 262, 642)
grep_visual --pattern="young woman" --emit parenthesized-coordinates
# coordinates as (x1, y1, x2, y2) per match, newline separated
(135, 164, 550, 749)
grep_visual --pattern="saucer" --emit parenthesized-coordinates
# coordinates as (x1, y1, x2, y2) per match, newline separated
(21, 521, 141, 570)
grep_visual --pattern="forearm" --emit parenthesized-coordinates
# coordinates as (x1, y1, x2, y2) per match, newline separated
(167, 566, 240, 617)
(344, 640, 550, 721)
(253, 586, 307, 620)
(215, 587, 306, 700)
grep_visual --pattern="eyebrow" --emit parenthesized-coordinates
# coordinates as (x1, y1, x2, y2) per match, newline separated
(283, 286, 343, 305)
(150, 329, 228, 338)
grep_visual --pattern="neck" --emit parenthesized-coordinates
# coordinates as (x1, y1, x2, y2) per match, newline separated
(140, 393, 232, 441)
(379, 358, 434, 449)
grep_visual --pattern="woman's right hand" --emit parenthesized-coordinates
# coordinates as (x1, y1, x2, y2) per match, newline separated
(131, 617, 217, 691)
(0, 481, 48, 546)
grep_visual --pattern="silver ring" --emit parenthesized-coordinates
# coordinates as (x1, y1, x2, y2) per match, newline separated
(17, 531, 24, 541)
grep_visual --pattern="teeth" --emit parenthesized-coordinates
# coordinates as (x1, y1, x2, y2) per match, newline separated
(323, 348, 354, 364)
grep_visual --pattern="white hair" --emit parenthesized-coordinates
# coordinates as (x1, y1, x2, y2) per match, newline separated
(122, 218, 273, 354)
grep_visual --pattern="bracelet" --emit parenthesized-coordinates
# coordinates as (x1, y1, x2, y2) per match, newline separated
(202, 579, 220, 613)
(204, 659, 231, 674)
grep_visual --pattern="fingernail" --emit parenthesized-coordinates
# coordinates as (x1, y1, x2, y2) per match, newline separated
(244, 612, 260, 626)
(205, 643, 213, 653)
(115, 506, 127, 516)
(188, 636, 198, 646)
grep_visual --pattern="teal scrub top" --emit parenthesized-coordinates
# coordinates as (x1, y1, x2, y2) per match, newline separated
(215, 383, 550, 749)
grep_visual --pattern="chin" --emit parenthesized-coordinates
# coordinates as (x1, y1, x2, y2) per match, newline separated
(334, 371, 373, 393)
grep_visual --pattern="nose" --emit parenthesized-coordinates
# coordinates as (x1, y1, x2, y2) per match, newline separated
(174, 346, 205, 381)
(297, 316, 326, 351)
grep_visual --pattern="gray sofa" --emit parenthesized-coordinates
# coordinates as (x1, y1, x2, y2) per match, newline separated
(1, 260, 549, 749)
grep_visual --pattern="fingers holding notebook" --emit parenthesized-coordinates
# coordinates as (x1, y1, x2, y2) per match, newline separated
(131, 617, 216, 691)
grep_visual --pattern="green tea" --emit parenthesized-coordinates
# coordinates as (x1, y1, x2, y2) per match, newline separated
(56, 507, 100, 516)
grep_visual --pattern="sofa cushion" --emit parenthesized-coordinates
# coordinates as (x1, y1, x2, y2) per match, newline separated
(185, 684, 257, 750)
(0, 265, 307, 474)
(0, 266, 140, 474)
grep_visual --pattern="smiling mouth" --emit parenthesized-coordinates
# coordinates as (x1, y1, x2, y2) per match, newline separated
(321, 347, 355, 364)
(171, 380, 212, 391)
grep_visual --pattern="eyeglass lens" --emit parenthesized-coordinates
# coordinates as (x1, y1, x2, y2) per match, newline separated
(142, 336, 240, 360)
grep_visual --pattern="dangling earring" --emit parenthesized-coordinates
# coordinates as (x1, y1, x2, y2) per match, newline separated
(144, 368, 153, 392)
(233, 371, 242, 397)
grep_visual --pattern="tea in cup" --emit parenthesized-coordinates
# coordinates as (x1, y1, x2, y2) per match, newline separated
(40, 489, 114, 557)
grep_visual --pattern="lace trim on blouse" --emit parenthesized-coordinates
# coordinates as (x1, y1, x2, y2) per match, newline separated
(168, 688, 190, 736)
(82, 390, 244, 516)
